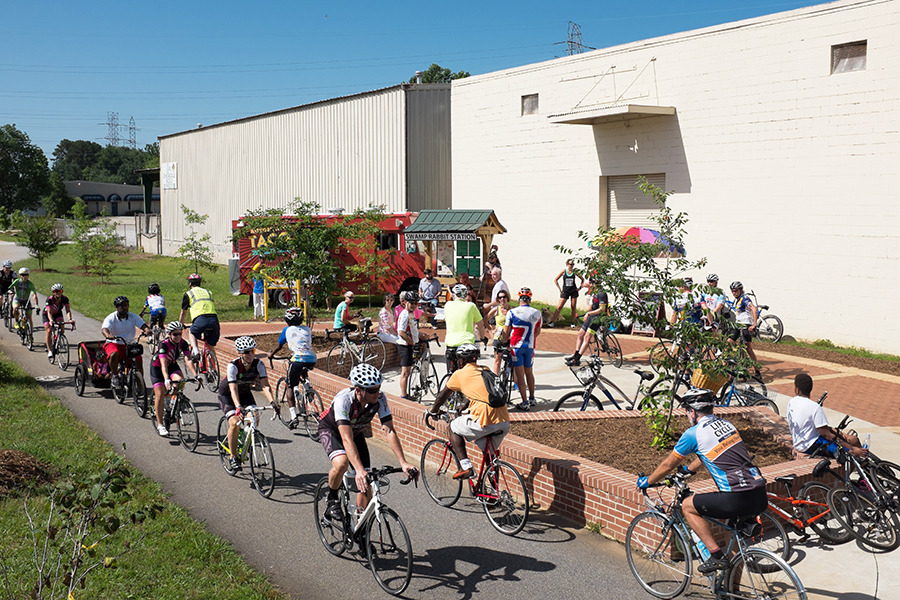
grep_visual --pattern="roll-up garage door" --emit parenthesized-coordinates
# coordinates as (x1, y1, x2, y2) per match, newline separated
(607, 173, 666, 229)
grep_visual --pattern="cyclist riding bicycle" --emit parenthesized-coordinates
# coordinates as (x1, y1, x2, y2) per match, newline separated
(216, 336, 276, 472)
(786, 373, 865, 458)
(0, 260, 14, 297)
(266, 307, 317, 429)
(565, 279, 609, 367)
(444, 283, 487, 373)
(428, 343, 510, 479)
(101, 296, 152, 390)
(10, 267, 38, 331)
(142, 283, 167, 330)
(149, 321, 199, 436)
(178, 273, 220, 368)
(637, 388, 768, 574)
(317, 363, 416, 521)
(43, 283, 74, 358)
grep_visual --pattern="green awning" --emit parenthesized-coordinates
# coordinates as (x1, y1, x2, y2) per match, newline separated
(403, 210, 506, 241)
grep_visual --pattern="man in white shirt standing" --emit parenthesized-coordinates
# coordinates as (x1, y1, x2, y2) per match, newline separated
(786, 373, 865, 458)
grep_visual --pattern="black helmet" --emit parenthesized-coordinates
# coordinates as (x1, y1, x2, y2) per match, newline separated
(113, 295, 129, 307)
(148, 283, 160, 294)
(284, 307, 304, 325)
(730, 281, 743, 290)
(456, 343, 480, 363)
(680, 388, 716, 412)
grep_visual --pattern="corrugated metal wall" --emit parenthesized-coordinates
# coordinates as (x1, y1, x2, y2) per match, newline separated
(406, 84, 451, 211)
(160, 87, 408, 262)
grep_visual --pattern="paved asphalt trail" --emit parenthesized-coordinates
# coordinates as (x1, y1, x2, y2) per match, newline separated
(0, 290, 653, 598)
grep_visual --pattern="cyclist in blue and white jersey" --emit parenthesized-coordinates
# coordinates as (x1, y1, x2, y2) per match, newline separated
(142, 283, 167, 330)
(502, 287, 542, 411)
(637, 389, 767, 574)
(266, 307, 317, 429)
(725, 281, 760, 368)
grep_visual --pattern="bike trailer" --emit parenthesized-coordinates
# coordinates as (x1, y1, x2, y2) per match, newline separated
(76, 341, 112, 386)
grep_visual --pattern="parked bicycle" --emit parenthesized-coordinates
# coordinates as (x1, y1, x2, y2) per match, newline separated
(147, 378, 200, 452)
(191, 329, 220, 393)
(108, 335, 149, 417)
(269, 356, 324, 441)
(554, 353, 657, 411)
(421, 411, 529, 536)
(216, 405, 276, 498)
(313, 466, 418, 595)
(764, 472, 852, 544)
(745, 290, 784, 344)
(587, 321, 624, 368)
(407, 335, 441, 404)
(325, 317, 386, 373)
(627, 468, 807, 600)
(47, 320, 75, 371)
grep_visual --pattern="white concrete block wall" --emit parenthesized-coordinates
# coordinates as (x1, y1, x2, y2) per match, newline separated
(452, 0, 900, 354)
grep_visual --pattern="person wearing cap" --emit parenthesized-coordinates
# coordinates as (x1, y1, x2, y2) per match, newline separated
(547, 259, 583, 328)
(178, 273, 220, 368)
(502, 287, 542, 411)
(333, 290, 360, 333)
(417, 268, 442, 328)
(637, 389, 767, 574)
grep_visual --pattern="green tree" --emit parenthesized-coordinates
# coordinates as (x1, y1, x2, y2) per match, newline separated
(177, 205, 219, 276)
(0, 124, 51, 212)
(89, 216, 121, 283)
(83, 145, 146, 185)
(51, 139, 103, 181)
(343, 205, 392, 308)
(408, 63, 471, 84)
(42, 172, 76, 216)
(16, 214, 61, 270)
(143, 142, 160, 169)
(70, 198, 94, 273)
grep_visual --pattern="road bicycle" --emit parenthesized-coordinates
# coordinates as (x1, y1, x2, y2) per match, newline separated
(554, 354, 658, 411)
(1, 293, 13, 332)
(47, 320, 74, 371)
(627, 468, 807, 600)
(764, 472, 853, 544)
(645, 359, 774, 414)
(325, 317, 386, 373)
(313, 466, 418, 595)
(745, 290, 784, 344)
(493, 343, 516, 406)
(191, 328, 220, 393)
(108, 335, 149, 417)
(587, 321, 624, 368)
(146, 378, 200, 452)
(407, 335, 441, 403)
(216, 405, 276, 498)
(269, 356, 324, 441)
(421, 411, 529, 536)
(13, 305, 35, 351)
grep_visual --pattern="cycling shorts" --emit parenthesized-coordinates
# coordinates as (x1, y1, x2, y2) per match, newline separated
(42, 312, 64, 326)
(728, 327, 753, 344)
(190, 314, 220, 345)
(149, 312, 166, 328)
(217, 388, 255, 416)
(288, 360, 316, 388)
(559, 288, 579, 300)
(149, 364, 184, 389)
(510, 348, 534, 369)
(398, 345, 414, 368)
(318, 427, 371, 465)
(583, 315, 601, 333)
(691, 487, 767, 520)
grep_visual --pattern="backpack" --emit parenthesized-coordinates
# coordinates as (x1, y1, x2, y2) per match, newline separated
(478, 367, 507, 408)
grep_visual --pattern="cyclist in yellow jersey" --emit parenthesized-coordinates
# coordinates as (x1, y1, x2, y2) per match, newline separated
(178, 273, 220, 369)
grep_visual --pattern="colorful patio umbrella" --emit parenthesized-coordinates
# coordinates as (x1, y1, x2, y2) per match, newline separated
(591, 226, 685, 256)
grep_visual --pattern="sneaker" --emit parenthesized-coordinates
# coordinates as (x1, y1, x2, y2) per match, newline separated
(229, 456, 242, 472)
(111, 374, 120, 389)
(564, 355, 579, 366)
(516, 400, 530, 411)
(570, 323, 577, 328)
(529, 396, 536, 406)
(191, 350, 200, 362)
(453, 467, 475, 480)
(47, 350, 54, 358)
(697, 555, 730, 574)
(156, 423, 169, 436)
(326, 498, 344, 522)
(288, 417, 300, 430)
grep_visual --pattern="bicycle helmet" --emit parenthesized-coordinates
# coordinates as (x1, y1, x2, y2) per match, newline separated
(18, 267, 29, 276)
(682, 277, 693, 286)
(456, 343, 480, 363)
(680, 388, 716, 412)
(50, 283, 63, 292)
(187, 273, 202, 283)
(730, 281, 743, 290)
(234, 336, 257, 353)
(402, 291, 419, 304)
(148, 283, 160, 294)
(451, 283, 468, 299)
(165, 321, 185, 334)
(2, 260, 11, 269)
(350, 363, 383, 388)
(284, 307, 304, 325)
(706, 273, 719, 283)
(113, 295, 129, 307)
(518, 287, 532, 300)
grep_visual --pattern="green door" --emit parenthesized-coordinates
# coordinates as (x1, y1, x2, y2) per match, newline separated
(455, 240, 481, 276)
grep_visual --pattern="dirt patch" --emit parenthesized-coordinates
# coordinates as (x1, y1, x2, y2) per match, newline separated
(515, 415, 793, 481)
(0, 450, 56, 495)
(253, 332, 335, 356)
(757, 342, 900, 377)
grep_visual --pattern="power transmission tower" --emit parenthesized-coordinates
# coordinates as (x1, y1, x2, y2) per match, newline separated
(128, 117, 138, 149)
(553, 21, 595, 58)
(103, 111, 123, 146)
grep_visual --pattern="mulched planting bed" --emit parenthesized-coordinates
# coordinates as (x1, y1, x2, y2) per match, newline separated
(758, 342, 900, 377)
(514, 415, 793, 481)
(252, 332, 335, 356)
(0, 450, 56, 495)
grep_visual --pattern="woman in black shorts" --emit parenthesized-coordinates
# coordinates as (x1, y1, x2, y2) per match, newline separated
(149, 321, 198, 436)
(548, 259, 584, 328)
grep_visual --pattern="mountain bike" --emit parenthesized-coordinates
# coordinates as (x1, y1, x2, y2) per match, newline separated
(192, 328, 220, 393)
(746, 290, 784, 343)
(269, 356, 324, 441)
(493, 343, 516, 406)
(627, 468, 807, 600)
(554, 354, 658, 411)
(216, 406, 276, 498)
(764, 472, 852, 544)
(13, 305, 34, 350)
(47, 320, 74, 371)
(421, 411, 529, 536)
(147, 378, 200, 452)
(587, 321, 624, 368)
(313, 466, 418, 595)
(108, 335, 148, 417)
(407, 335, 441, 403)
(325, 317, 386, 373)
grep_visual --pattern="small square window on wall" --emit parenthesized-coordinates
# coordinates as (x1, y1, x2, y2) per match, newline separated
(831, 40, 866, 74)
(521, 94, 539, 116)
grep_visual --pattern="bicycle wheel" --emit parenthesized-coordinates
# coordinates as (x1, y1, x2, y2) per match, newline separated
(131, 374, 148, 418)
(55, 333, 70, 371)
(407, 364, 427, 403)
(302, 387, 324, 441)
(249, 431, 276, 498)
(204, 348, 219, 392)
(482, 460, 529, 535)
(625, 511, 691, 599)
(175, 396, 200, 452)
(742, 510, 792, 566)
(604, 332, 624, 368)
(366, 507, 413, 596)
(725, 548, 806, 600)
(420, 439, 463, 507)
(827, 486, 900, 551)
(554, 390, 602, 411)
(735, 373, 769, 399)
(423, 359, 440, 397)
(798, 481, 853, 544)
(74, 364, 86, 397)
(755, 314, 784, 344)
(648, 340, 673, 374)
(313, 476, 350, 556)
(273, 377, 293, 427)
(360, 337, 386, 371)
(326, 343, 354, 375)
(217, 416, 237, 475)
(23, 321, 33, 350)
(751, 397, 780, 415)
(868, 460, 900, 507)
(113, 370, 127, 404)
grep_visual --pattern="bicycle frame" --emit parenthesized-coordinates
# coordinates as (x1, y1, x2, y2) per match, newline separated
(766, 490, 829, 532)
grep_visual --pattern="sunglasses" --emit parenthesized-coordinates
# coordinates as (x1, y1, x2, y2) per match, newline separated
(498, 296, 508, 300)
(171, 332, 183, 337)
(363, 387, 381, 395)
(241, 350, 254, 355)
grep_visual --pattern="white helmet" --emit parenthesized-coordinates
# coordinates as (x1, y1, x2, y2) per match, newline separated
(234, 336, 257, 353)
(2, 260, 11, 269)
(350, 363, 383, 388)
(50, 283, 63, 292)
(452, 284, 468, 299)
(18, 267, 29, 275)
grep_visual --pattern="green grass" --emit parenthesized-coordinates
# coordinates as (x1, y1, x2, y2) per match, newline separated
(774, 337, 900, 363)
(0, 352, 284, 600)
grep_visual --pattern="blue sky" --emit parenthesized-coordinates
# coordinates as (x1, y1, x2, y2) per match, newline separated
(2, 0, 827, 161)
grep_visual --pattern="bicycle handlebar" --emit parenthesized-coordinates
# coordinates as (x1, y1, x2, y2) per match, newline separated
(365, 465, 419, 486)
(817, 391, 828, 406)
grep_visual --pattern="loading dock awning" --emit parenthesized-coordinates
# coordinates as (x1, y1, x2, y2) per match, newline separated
(548, 104, 676, 125)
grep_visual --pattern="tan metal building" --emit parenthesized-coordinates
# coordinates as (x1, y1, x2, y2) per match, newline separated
(159, 83, 451, 263)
